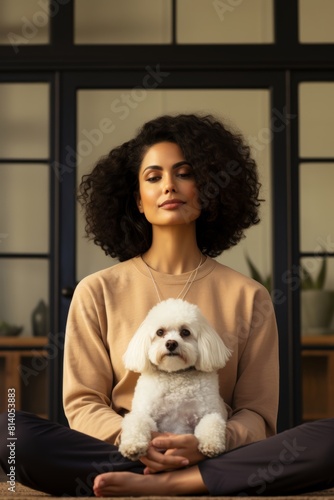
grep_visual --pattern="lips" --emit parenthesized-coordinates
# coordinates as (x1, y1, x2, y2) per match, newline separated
(159, 199, 185, 208)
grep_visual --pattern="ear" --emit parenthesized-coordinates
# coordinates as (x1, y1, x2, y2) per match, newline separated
(123, 321, 151, 373)
(195, 320, 232, 372)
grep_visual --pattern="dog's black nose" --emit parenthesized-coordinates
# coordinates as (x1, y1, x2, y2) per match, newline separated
(166, 340, 178, 352)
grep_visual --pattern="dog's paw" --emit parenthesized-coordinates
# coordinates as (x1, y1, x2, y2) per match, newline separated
(118, 440, 149, 461)
(195, 412, 227, 457)
(119, 413, 157, 460)
(198, 441, 226, 457)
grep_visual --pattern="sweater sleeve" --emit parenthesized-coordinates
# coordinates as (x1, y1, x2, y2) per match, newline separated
(62, 280, 123, 444)
(225, 286, 279, 451)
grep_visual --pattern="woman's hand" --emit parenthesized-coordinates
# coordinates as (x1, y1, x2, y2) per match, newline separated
(140, 433, 206, 474)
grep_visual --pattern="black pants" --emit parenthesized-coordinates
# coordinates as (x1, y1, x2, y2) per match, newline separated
(0, 411, 334, 497)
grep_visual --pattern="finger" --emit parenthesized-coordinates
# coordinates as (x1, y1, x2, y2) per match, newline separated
(143, 465, 157, 475)
(141, 459, 189, 474)
(152, 434, 191, 449)
(141, 454, 188, 468)
(141, 447, 189, 472)
(145, 446, 189, 466)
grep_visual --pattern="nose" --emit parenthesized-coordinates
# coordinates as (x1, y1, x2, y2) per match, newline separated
(163, 173, 176, 194)
(166, 340, 178, 352)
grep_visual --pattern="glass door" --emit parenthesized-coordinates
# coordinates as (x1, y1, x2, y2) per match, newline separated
(291, 73, 334, 422)
(0, 76, 55, 418)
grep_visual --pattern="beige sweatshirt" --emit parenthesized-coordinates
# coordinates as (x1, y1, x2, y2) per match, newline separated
(63, 256, 279, 451)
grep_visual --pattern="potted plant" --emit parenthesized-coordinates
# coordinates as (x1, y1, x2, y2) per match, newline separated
(245, 254, 271, 292)
(301, 257, 334, 335)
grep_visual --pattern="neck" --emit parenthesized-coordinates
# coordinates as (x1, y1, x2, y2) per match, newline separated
(142, 224, 202, 275)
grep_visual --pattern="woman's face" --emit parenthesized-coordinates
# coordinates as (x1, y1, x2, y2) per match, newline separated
(136, 142, 201, 227)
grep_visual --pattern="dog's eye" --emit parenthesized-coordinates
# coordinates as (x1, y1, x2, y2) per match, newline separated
(180, 329, 191, 337)
(156, 329, 164, 337)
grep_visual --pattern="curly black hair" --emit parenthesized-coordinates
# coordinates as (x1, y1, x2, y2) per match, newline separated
(78, 113, 262, 261)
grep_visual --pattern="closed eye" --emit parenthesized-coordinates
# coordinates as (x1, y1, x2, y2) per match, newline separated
(177, 172, 193, 179)
(146, 175, 161, 183)
(146, 172, 192, 182)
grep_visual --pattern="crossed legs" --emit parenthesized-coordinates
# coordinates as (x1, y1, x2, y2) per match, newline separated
(94, 418, 334, 497)
(1, 412, 334, 497)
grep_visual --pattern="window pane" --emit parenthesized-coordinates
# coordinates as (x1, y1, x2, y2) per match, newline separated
(299, 0, 334, 43)
(299, 83, 334, 158)
(0, 0, 50, 46)
(74, 0, 171, 44)
(177, 0, 274, 44)
(0, 83, 49, 159)
(0, 164, 49, 253)
(0, 259, 49, 337)
(76, 89, 271, 284)
(300, 163, 334, 253)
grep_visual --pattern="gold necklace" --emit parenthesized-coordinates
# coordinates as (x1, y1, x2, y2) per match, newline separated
(141, 255, 203, 302)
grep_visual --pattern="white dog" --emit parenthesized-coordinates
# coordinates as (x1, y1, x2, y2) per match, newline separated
(119, 298, 231, 460)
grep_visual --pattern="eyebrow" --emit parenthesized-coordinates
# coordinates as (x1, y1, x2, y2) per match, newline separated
(142, 161, 192, 174)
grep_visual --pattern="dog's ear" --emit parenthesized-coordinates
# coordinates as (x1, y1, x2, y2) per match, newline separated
(195, 320, 232, 372)
(123, 322, 152, 373)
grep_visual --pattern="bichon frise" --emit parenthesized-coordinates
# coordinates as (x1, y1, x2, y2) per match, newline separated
(119, 298, 231, 460)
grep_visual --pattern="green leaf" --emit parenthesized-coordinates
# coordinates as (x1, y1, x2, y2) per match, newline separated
(245, 255, 264, 284)
(245, 254, 271, 291)
(315, 257, 327, 289)
(264, 276, 271, 293)
(300, 266, 314, 290)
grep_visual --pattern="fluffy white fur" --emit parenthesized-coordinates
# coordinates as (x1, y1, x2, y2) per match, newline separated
(119, 298, 232, 460)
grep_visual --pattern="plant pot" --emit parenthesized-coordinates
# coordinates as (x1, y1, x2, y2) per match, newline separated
(301, 290, 334, 335)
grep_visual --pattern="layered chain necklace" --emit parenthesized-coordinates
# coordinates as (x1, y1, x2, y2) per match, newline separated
(141, 255, 203, 303)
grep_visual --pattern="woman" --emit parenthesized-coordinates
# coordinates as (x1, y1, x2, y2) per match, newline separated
(0, 114, 333, 497)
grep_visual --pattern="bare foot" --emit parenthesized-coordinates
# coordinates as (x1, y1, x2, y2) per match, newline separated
(93, 471, 165, 497)
(93, 467, 208, 497)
